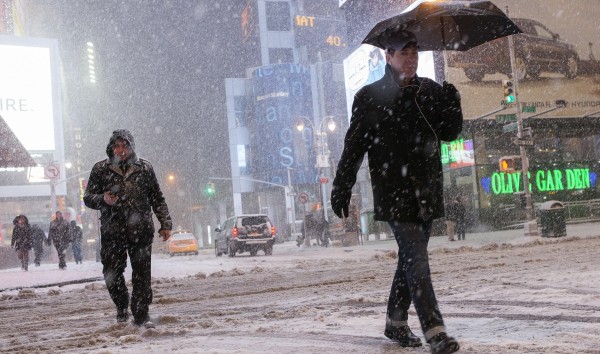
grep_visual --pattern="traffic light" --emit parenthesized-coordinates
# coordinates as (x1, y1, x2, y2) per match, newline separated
(502, 80, 515, 104)
(204, 182, 215, 197)
(498, 155, 521, 172)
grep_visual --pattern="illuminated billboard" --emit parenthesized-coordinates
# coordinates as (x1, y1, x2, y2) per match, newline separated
(250, 63, 317, 187)
(0, 36, 65, 197)
(445, 0, 600, 120)
(342, 45, 435, 122)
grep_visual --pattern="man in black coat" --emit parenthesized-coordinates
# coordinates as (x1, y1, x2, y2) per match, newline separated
(48, 211, 70, 269)
(31, 224, 46, 266)
(68, 221, 84, 264)
(331, 31, 462, 353)
(84, 129, 172, 328)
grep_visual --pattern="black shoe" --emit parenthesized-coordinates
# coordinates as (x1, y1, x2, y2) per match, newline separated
(384, 326, 422, 347)
(428, 332, 459, 354)
(117, 308, 129, 323)
(133, 316, 155, 328)
(139, 320, 155, 329)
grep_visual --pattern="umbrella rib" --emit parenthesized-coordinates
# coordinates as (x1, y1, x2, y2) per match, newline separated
(440, 16, 446, 50)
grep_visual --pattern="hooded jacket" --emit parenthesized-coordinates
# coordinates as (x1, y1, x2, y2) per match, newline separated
(12, 215, 33, 251)
(332, 65, 463, 222)
(83, 129, 172, 244)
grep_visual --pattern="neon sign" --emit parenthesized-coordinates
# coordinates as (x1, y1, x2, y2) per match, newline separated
(483, 168, 596, 195)
(441, 138, 474, 168)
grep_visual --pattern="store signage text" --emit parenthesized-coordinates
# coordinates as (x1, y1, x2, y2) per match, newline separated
(487, 168, 593, 195)
(441, 138, 474, 167)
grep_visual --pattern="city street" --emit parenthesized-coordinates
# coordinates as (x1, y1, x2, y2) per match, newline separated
(1, 223, 600, 353)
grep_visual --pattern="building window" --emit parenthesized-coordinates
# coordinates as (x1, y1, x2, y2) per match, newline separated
(234, 96, 246, 127)
(269, 48, 293, 64)
(265, 1, 291, 31)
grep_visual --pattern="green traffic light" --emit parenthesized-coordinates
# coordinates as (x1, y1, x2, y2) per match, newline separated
(505, 95, 515, 104)
(205, 182, 215, 196)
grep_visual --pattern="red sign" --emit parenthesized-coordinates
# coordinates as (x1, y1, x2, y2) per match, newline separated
(44, 164, 60, 179)
(319, 177, 329, 184)
(298, 192, 309, 204)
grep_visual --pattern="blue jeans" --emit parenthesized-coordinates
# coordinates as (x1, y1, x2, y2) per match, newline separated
(386, 221, 445, 340)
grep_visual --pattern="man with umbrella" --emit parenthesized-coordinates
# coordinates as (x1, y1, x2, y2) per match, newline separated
(331, 30, 462, 353)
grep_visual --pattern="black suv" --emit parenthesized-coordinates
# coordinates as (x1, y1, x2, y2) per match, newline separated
(214, 214, 276, 257)
(447, 18, 579, 81)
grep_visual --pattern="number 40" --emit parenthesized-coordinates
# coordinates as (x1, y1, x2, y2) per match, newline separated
(326, 35, 342, 46)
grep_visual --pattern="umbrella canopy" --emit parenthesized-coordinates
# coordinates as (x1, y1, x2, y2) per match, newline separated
(0, 115, 37, 168)
(362, 0, 522, 51)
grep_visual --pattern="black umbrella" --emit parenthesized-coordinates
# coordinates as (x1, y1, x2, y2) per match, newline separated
(362, 0, 522, 51)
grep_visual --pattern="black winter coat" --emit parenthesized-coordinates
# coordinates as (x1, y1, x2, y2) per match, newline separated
(48, 218, 70, 246)
(68, 223, 83, 245)
(11, 216, 33, 251)
(332, 65, 463, 222)
(31, 225, 46, 251)
(83, 156, 172, 245)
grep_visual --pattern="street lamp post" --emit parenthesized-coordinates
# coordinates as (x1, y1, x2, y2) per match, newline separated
(295, 116, 336, 223)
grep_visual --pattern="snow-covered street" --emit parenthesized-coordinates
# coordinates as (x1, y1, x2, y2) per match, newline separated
(1, 223, 600, 353)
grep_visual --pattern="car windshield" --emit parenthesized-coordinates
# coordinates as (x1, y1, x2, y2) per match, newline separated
(241, 216, 269, 227)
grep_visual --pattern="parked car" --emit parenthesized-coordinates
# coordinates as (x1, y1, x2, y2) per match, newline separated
(167, 231, 199, 257)
(214, 214, 276, 257)
(447, 18, 579, 81)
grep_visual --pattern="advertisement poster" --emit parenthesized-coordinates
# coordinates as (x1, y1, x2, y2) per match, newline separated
(445, 0, 600, 120)
(343, 45, 435, 122)
(0, 36, 65, 197)
(250, 63, 316, 187)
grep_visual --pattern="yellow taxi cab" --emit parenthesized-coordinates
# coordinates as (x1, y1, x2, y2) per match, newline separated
(167, 231, 199, 257)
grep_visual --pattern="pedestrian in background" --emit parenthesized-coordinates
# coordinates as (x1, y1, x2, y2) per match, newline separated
(331, 31, 462, 353)
(84, 129, 172, 328)
(48, 211, 71, 270)
(31, 224, 46, 267)
(445, 198, 458, 242)
(11, 215, 33, 271)
(69, 221, 84, 264)
(454, 197, 467, 240)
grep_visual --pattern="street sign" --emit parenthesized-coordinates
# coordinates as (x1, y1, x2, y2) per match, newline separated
(298, 192, 309, 204)
(496, 114, 517, 123)
(512, 137, 534, 146)
(44, 164, 60, 180)
(503, 122, 519, 133)
(315, 154, 330, 168)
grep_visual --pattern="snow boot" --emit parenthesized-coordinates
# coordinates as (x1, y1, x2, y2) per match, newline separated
(133, 317, 155, 328)
(428, 332, 459, 354)
(116, 308, 129, 323)
(384, 325, 422, 347)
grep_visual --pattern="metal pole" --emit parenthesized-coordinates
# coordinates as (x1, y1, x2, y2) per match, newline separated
(318, 126, 329, 222)
(50, 178, 57, 214)
(507, 12, 539, 237)
(286, 167, 296, 238)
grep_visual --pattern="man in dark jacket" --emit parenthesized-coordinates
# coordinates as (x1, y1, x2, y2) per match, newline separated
(12, 215, 33, 271)
(84, 129, 172, 328)
(48, 211, 70, 269)
(31, 224, 46, 266)
(68, 221, 84, 264)
(331, 31, 462, 354)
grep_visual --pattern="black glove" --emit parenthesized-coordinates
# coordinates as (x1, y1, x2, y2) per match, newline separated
(442, 81, 460, 104)
(331, 186, 351, 219)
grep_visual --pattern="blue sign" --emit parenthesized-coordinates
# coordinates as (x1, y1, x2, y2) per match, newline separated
(250, 63, 316, 187)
